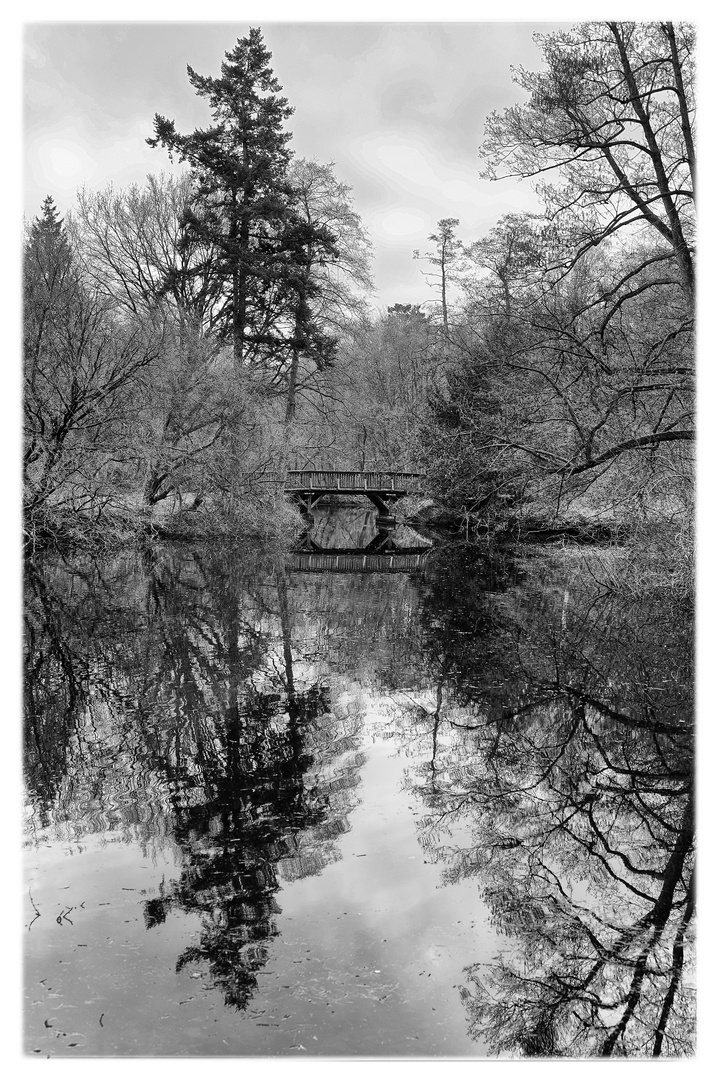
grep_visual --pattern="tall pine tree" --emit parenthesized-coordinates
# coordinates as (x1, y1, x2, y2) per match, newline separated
(24, 196, 74, 316)
(148, 27, 336, 373)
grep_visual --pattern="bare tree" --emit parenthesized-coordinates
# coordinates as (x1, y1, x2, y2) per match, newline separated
(280, 159, 373, 423)
(73, 174, 224, 337)
(426, 22, 695, 529)
(24, 197, 165, 543)
(480, 22, 695, 300)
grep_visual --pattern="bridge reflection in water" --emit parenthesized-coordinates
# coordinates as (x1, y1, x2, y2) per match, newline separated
(289, 502, 433, 574)
(286, 547, 431, 574)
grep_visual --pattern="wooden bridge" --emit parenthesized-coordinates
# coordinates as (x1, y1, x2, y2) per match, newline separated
(285, 470, 425, 524)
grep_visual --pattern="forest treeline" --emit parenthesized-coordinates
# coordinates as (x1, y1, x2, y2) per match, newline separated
(23, 22, 694, 565)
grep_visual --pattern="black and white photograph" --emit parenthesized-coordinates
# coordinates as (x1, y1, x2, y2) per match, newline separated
(19, 7, 698, 1061)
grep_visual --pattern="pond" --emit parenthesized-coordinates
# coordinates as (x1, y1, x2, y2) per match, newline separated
(23, 506, 694, 1057)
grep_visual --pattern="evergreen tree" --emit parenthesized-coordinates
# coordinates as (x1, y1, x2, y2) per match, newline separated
(148, 27, 334, 369)
(24, 196, 74, 311)
(23, 196, 77, 448)
(272, 211, 339, 421)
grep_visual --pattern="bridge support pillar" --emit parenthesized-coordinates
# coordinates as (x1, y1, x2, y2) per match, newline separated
(290, 492, 323, 518)
(366, 492, 398, 531)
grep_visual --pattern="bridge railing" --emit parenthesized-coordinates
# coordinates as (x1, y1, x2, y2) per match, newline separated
(286, 550, 430, 573)
(285, 470, 426, 491)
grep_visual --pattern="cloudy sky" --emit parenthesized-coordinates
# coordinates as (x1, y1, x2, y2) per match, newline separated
(23, 19, 575, 310)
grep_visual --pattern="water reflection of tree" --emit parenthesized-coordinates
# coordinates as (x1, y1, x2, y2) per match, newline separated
(380, 543, 517, 768)
(23, 545, 367, 1011)
(409, 548, 694, 1057)
(23, 552, 150, 827)
(144, 682, 335, 1008)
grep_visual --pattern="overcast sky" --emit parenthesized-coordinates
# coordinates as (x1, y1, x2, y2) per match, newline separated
(25, 21, 568, 309)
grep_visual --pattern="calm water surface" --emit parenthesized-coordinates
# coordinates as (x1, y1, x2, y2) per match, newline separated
(23, 507, 694, 1057)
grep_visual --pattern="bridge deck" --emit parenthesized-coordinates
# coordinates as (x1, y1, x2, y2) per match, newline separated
(285, 470, 425, 494)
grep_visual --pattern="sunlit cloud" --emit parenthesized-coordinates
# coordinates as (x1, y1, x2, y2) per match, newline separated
(373, 208, 431, 241)
(47, 144, 86, 181)
(26, 129, 98, 206)
(349, 132, 536, 240)
(372, 139, 445, 193)
(25, 117, 186, 215)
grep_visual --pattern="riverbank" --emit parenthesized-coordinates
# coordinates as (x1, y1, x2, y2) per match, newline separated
(23, 491, 306, 558)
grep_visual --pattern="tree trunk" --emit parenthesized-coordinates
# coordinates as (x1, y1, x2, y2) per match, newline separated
(285, 337, 300, 424)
